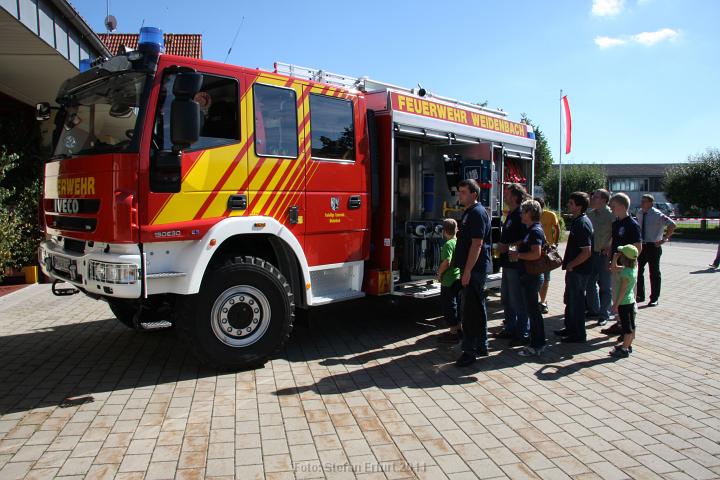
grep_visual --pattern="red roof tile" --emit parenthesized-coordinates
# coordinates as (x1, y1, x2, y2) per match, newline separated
(98, 33, 203, 59)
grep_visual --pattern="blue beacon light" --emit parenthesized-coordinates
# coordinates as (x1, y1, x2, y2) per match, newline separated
(138, 26, 164, 54)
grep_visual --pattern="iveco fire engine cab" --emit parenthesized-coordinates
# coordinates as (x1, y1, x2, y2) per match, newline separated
(38, 28, 535, 369)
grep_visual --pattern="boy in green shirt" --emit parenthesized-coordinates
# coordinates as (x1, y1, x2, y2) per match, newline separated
(610, 244, 639, 358)
(437, 219, 463, 344)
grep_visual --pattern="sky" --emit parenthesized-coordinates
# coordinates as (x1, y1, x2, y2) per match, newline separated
(71, 0, 720, 165)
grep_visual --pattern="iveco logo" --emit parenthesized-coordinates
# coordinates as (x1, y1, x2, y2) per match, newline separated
(54, 198, 80, 214)
(330, 197, 340, 211)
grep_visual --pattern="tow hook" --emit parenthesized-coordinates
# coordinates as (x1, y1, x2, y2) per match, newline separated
(52, 280, 80, 296)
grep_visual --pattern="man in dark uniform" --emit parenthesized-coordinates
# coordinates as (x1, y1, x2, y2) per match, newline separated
(556, 192, 594, 343)
(496, 183, 530, 343)
(453, 179, 492, 367)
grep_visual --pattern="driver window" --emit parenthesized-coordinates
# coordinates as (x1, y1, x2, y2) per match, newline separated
(154, 73, 239, 151)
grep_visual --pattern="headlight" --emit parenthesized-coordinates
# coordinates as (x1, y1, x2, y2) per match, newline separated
(88, 260, 138, 284)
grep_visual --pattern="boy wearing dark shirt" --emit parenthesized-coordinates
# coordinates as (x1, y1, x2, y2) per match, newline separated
(601, 192, 642, 335)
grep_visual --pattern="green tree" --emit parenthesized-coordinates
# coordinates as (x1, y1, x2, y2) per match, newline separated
(541, 164, 606, 213)
(664, 149, 720, 225)
(521, 114, 553, 184)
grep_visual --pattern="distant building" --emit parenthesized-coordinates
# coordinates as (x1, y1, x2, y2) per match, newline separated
(602, 163, 680, 207)
(98, 33, 203, 59)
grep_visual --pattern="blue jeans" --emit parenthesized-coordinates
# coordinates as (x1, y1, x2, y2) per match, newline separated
(501, 267, 529, 338)
(520, 273, 546, 349)
(440, 281, 462, 328)
(461, 271, 488, 354)
(585, 252, 612, 321)
(565, 271, 590, 341)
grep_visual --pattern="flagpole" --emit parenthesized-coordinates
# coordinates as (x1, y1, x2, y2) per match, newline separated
(558, 89, 563, 213)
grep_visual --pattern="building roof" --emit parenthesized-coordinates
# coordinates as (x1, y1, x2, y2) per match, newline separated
(601, 163, 681, 177)
(98, 33, 202, 58)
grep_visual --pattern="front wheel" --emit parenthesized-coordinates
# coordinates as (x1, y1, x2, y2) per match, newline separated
(176, 256, 294, 370)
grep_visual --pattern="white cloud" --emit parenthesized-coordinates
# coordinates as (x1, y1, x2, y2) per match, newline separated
(594, 28, 680, 48)
(632, 28, 679, 46)
(595, 36, 627, 48)
(592, 0, 625, 16)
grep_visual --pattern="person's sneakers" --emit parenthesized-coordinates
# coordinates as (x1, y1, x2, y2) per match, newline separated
(554, 328, 571, 336)
(493, 330, 514, 339)
(560, 336, 586, 343)
(540, 302, 549, 314)
(596, 319, 608, 327)
(709, 263, 719, 269)
(609, 346, 630, 358)
(601, 323, 622, 335)
(519, 345, 546, 357)
(648, 300, 659, 307)
(455, 352, 477, 367)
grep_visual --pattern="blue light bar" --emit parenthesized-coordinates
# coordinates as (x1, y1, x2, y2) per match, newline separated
(138, 27, 164, 54)
(79, 58, 92, 72)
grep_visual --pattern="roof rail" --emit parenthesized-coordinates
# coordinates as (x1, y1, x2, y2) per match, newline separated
(274, 61, 507, 117)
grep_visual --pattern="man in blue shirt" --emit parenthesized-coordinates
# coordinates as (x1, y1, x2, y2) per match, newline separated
(556, 192, 594, 343)
(636, 194, 676, 306)
(453, 179, 492, 367)
(496, 183, 530, 344)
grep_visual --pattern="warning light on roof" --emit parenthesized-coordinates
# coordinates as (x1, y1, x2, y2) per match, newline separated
(79, 58, 91, 72)
(138, 26, 164, 54)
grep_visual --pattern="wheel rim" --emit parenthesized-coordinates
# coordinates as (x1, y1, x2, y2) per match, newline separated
(211, 285, 271, 347)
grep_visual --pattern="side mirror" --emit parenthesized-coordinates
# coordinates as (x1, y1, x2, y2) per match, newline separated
(150, 151, 182, 193)
(36, 102, 51, 121)
(169, 71, 203, 150)
(173, 72, 203, 98)
(170, 100, 201, 149)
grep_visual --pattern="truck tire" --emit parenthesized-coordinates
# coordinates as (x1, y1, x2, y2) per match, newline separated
(106, 298, 137, 329)
(176, 256, 294, 370)
(106, 297, 175, 330)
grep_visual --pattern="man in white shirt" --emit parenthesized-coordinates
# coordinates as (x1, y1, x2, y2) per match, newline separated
(636, 194, 676, 307)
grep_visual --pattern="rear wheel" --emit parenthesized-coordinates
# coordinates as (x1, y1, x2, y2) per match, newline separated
(176, 256, 294, 370)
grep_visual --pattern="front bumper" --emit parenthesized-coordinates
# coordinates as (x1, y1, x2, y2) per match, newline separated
(39, 240, 142, 298)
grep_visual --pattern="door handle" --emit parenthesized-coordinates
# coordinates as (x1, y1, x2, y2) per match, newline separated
(227, 194, 247, 210)
(348, 196, 361, 209)
(288, 205, 299, 224)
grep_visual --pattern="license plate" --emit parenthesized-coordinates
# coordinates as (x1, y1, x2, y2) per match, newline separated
(52, 255, 73, 273)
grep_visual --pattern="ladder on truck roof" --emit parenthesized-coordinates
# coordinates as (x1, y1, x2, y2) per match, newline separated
(274, 61, 508, 117)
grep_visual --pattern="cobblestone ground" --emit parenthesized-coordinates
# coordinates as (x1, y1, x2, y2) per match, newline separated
(1, 241, 719, 480)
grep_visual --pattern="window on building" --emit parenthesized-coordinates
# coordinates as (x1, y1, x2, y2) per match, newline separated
(154, 73, 240, 151)
(253, 84, 298, 158)
(309, 94, 355, 161)
(610, 178, 649, 192)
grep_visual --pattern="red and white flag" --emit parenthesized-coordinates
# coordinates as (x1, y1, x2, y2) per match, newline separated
(562, 95, 572, 154)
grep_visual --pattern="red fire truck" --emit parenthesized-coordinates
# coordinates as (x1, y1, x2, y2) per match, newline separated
(37, 30, 536, 369)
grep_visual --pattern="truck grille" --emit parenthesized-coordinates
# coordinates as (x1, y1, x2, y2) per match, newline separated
(49, 215, 97, 232)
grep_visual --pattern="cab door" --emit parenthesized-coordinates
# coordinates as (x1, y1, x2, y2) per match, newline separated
(303, 89, 369, 267)
(244, 74, 306, 246)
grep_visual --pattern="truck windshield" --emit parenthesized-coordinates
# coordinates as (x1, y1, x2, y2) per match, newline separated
(53, 72, 147, 158)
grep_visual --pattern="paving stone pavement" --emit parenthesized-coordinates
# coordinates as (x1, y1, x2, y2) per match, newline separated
(1, 240, 719, 480)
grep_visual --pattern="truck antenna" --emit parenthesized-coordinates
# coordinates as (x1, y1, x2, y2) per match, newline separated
(224, 17, 245, 63)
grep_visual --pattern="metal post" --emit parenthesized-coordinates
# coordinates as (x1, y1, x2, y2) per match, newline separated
(558, 89, 563, 214)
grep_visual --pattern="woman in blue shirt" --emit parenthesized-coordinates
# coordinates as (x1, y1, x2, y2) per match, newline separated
(509, 199, 547, 357)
